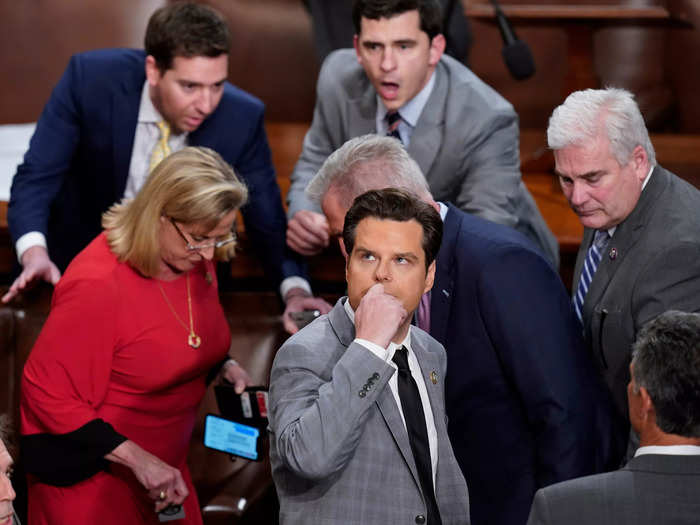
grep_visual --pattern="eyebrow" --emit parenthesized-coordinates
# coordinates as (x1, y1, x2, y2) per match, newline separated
(555, 169, 605, 180)
(395, 251, 418, 260)
(177, 77, 227, 87)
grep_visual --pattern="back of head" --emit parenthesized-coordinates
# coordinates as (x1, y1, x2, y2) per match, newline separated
(547, 87, 656, 167)
(103, 147, 248, 277)
(632, 311, 700, 438)
(342, 188, 442, 270)
(307, 134, 432, 211)
(145, 2, 230, 72)
(352, 0, 442, 40)
(0, 414, 15, 459)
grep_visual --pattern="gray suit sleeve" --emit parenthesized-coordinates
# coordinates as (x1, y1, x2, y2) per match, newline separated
(269, 338, 394, 480)
(526, 489, 551, 525)
(286, 57, 340, 218)
(454, 107, 522, 229)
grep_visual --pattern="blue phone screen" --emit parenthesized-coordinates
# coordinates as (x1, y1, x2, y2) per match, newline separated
(204, 414, 260, 460)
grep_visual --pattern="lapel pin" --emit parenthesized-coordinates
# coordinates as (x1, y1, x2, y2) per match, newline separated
(442, 289, 449, 297)
(430, 371, 438, 384)
(205, 272, 213, 285)
(609, 247, 617, 260)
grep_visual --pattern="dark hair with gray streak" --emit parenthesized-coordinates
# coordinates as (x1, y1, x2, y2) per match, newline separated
(631, 310, 700, 438)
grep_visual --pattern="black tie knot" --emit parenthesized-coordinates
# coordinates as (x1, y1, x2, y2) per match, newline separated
(392, 346, 410, 372)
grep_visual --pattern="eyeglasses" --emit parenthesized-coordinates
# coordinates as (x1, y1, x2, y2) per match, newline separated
(169, 217, 236, 252)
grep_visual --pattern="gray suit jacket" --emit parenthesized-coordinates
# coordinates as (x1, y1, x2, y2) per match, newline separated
(573, 166, 700, 423)
(527, 453, 700, 525)
(287, 49, 559, 267)
(269, 298, 470, 524)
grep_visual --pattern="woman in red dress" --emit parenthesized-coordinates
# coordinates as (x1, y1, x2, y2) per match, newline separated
(20, 147, 251, 524)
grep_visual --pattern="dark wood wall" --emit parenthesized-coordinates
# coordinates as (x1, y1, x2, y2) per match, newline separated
(1, 1, 698, 130)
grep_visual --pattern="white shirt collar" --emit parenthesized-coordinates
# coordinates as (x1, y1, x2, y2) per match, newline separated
(138, 81, 162, 124)
(635, 445, 700, 457)
(437, 201, 448, 221)
(376, 70, 436, 128)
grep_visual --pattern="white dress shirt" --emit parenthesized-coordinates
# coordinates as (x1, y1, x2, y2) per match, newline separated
(343, 298, 439, 487)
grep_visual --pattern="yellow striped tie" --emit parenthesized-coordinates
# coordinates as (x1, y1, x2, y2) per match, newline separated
(149, 120, 172, 173)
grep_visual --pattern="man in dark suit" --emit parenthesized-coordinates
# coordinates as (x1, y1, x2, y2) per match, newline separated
(4, 3, 330, 328)
(528, 310, 700, 525)
(304, 135, 617, 525)
(270, 189, 470, 524)
(548, 88, 700, 455)
(286, 0, 558, 267)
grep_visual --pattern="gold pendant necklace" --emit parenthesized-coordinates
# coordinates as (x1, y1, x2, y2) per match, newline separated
(157, 272, 201, 348)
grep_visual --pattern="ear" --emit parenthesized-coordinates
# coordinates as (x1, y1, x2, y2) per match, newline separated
(340, 237, 349, 261)
(639, 386, 655, 421)
(354, 34, 363, 64)
(145, 55, 161, 87)
(630, 145, 650, 182)
(428, 34, 446, 67)
(423, 260, 436, 294)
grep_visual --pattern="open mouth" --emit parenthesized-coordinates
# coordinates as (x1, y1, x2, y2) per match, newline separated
(379, 81, 400, 100)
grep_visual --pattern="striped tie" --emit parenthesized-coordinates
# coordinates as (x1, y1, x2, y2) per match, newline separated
(386, 111, 402, 143)
(573, 230, 610, 323)
(149, 120, 172, 173)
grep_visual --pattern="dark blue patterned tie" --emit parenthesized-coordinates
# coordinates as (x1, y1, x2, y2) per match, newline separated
(386, 111, 403, 143)
(573, 230, 610, 323)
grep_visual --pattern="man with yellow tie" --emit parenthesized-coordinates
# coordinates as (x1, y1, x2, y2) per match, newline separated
(5, 3, 329, 324)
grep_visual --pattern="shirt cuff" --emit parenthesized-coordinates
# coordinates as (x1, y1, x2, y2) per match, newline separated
(280, 276, 312, 301)
(354, 338, 392, 362)
(16, 231, 47, 263)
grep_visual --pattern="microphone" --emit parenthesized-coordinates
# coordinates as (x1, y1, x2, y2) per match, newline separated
(490, 0, 535, 80)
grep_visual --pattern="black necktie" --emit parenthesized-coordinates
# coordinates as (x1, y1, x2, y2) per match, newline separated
(392, 346, 442, 525)
(386, 111, 403, 143)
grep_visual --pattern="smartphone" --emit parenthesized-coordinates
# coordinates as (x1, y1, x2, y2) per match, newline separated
(203, 413, 262, 461)
(214, 385, 269, 430)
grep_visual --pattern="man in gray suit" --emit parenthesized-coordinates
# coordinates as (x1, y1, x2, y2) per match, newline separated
(549, 87, 700, 460)
(269, 189, 470, 524)
(286, 0, 558, 267)
(527, 310, 700, 525)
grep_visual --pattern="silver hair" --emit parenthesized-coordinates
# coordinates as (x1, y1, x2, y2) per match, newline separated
(305, 134, 432, 209)
(547, 87, 656, 167)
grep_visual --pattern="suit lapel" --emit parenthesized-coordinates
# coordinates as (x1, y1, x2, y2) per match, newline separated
(582, 167, 669, 326)
(431, 205, 458, 344)
(376, 387, 420, 485)
(111, 68, 143, 199)
(407, 63, 447, 180)
(347, 84, 377, 137)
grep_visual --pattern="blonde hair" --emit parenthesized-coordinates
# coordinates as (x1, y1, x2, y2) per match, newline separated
(103, 147, 248, 277)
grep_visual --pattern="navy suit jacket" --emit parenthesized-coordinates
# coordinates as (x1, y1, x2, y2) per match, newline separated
(432, 204, 620, 525)
(9, 48, 302, 284)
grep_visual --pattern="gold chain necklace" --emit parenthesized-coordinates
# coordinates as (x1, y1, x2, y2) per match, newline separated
(157, 272, 201, 348)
